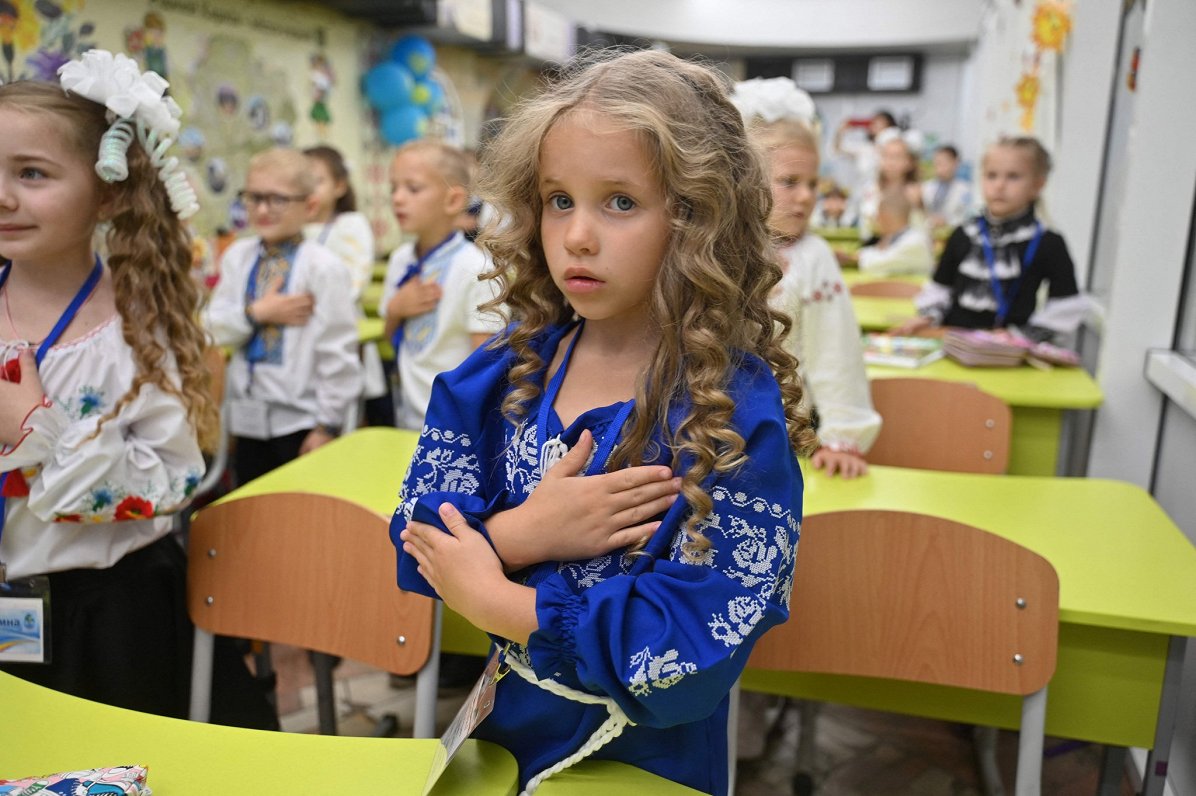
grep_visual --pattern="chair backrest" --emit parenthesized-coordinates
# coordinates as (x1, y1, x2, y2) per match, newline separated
(848, 280, 921, 298)
(867, 377, 1012, 474)
(749, 510, 1058, 696)
(187, 491, 434, 676)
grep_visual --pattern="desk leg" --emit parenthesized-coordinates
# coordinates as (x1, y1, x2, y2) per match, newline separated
(1141, 636, 1187, 796)
(413, 601, 443, 739)
(1097, 746, 1127, 795)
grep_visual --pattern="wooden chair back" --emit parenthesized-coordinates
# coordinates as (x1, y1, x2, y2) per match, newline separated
(188, 491, 434, 676)
(750, 510, 1059, 696)
(867, 377, 1012, 474)
(203, 345, 227, 409)
(849, 280, 921, 298)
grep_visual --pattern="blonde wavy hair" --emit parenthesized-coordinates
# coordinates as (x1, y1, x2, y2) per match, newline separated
(0, 81, 219, 452)
(478, 49, 816, 557)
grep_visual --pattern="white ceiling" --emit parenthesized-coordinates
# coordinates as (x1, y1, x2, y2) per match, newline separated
(531, 0, 985, 53)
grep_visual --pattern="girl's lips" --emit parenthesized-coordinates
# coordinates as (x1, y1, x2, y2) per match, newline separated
(564, 276, 603, 293)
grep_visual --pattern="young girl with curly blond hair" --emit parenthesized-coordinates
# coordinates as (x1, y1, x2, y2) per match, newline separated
(393, 49, 814, 795)
(0, 55, 269, 726)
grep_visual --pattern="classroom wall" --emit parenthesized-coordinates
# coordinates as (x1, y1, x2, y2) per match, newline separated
(1075, 0, 1196, 788)
(17, 0, 374, 240)
(816, 50, 975, 186)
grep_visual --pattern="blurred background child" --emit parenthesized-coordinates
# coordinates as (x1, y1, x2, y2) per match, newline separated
(897, 135, 1089, 342)
(858, 130, 924, 240)
(205, 148, 362, 485)
(381, 140, 503, 431)
(921, 144, 972, 232)
(856, 190, 934, 276)
(302, 145, 392, 427)
(811, 182, 857, 229)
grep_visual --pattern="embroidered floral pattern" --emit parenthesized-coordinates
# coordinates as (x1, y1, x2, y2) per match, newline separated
(708, 595, 767, 647)
(397, 425, 482, 521)
(628, 645, 698, 696)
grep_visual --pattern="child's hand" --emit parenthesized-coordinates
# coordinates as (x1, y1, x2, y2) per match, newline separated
(811, 448, 869, 479)
(0, 350, 46, 447)
(401, 503, 536, 642)
(250, 277, 314, 326)
(487, 429, 681, 570)
(299, 426, 336, 455)
(890, 315, 934, 336)
(385, 279, 442, 321)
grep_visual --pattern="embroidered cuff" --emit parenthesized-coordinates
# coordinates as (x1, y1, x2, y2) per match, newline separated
(395, 490, 500, 597)
(1, 396, 60, 467)
(527, 577, 583, 677)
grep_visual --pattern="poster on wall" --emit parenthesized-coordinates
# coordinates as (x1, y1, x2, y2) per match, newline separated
(1, 0, 366, 244)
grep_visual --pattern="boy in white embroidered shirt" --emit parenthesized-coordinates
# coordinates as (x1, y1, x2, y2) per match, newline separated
(380, 140, 503, 430)
(204, 148, 362, 485)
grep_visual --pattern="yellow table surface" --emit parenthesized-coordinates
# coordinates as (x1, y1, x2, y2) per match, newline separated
(358, 316, 384, 345)
(803, 465, 1196, 636)
(362, 281, 384, 317)
(811, 226, 860, 243)
(851, 294, 915, 331)
(212, 429, 1195, 747)
(0, 670, 517, 795)
(839, 268, 924, 288)
(746, 465, 1196, 747)
(867, 356, 1103, 410)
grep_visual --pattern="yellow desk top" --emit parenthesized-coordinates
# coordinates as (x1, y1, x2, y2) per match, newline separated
(804, 465, 1196, 637)
(867, 356, 1103, 410)
(0, 670, 516, 795)
(811, 226, 860, 242)
(362, 282, 384, 317)
(358, 316, 384, 345)
(851, 294, 916, 331)
(223, 429, 1195, 639)
(214, 426, 418, 515)
(839, 268, 925, 288)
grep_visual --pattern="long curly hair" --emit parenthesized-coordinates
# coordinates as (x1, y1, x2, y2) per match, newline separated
(477, 49, 816, 556)
(0, 81, 219, 452)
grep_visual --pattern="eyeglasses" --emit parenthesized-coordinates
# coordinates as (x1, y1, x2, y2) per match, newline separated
(236, 190, 307, 211)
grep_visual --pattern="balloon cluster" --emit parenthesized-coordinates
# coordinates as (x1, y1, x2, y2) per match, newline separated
(362, 35, 443, 146)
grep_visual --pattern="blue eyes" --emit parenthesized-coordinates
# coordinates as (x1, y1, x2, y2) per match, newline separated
(19, 167, 46, 180)
(545, 194, 636, 212)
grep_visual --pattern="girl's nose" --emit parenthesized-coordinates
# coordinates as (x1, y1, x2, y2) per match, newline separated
(563, 210, 597, 255)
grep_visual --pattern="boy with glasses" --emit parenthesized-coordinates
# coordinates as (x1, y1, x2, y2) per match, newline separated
(205, 148, 362, 486)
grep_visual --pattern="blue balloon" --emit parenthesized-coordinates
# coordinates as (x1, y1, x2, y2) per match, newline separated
(411, 79, 444, 113)
(363, 62, 415, 111)
(380, 105, 428, 146)
(390, 35, 436, 78)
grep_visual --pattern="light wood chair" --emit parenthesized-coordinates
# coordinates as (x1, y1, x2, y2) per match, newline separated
(867, 377, 1012, 474)
(750, 510, 1059, 796)
(187, 491, 440, 737)
(848, 280, 922, 298)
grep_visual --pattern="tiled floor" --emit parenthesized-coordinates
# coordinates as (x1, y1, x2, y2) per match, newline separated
(263, 644, 1136, 795)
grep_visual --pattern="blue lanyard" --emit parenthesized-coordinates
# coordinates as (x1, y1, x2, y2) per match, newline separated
(535, 322, 637, 478)
(977, 217, 1044, 326)
(390, 232, 461, 353)
(0, 255, 104, 553)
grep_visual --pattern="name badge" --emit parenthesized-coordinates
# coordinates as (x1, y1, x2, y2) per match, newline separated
(422, 647, 505, 795)
(227, 398, 271, 440)
(0, 574, 51, 664)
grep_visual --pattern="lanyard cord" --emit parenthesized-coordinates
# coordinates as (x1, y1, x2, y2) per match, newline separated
(389, 232, 462, 353)
(0, 255, 104, 553)
(977, 217, 1044, 326)
(534, 321, 637, 479)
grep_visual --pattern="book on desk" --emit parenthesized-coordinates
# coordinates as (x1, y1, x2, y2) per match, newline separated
(862, 333, 945, 368)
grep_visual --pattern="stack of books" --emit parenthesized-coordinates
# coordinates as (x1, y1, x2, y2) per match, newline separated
(943, 329, 1081, 368)
(861, 334, 945, 368)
